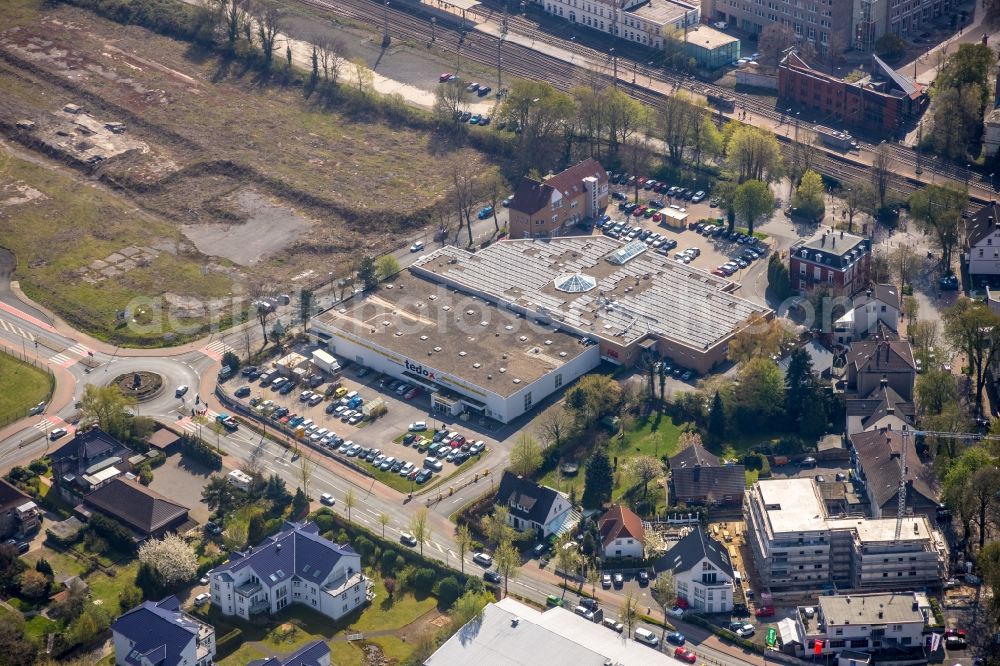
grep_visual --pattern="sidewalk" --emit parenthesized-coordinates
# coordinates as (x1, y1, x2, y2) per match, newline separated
(897, 0, 987, 86)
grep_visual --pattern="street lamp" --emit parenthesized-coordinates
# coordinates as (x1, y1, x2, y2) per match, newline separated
(382, 1, 390, 48)
(430, 16, 436, 42)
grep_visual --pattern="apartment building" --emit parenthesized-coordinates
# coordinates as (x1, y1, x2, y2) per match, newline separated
(508, 159, 609, 238)
(112, 596, 215, 666)
(790, 229, 871, 296)
(541, 0, 700, 50)
(744, 478, 945, 592)
(708, 0, 852, 53)
(794, 592, 927, 657)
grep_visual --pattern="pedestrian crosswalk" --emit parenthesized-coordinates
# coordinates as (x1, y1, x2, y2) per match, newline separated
(48, 343, 91, 368)
(199, 339, 235, 361)
(33, 415, 66, 433)
(0, 317, 35, 342)
(175, 409, 220, 434)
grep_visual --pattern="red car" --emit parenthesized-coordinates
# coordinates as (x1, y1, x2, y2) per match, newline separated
(439, 72, 455, 82)
(632, 207, 645, 217)
(755, 606, 775, 618)
(673, 647, 697, 663)
(712, 268, 727, 277)
(636, 177, 647, 186)
(404, 388, 418, 400)
(452, 435, 466, 448)
(945, 628, 966, 639)
(676, 597, 689, 610)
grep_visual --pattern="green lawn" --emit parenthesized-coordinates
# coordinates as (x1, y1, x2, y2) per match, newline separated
(0, 350, 52, 426)
(347, 575, 435, 633)
(219, 644, 269, 665)
(23, 615, 61, 643)
(368, 635, 416, 662)
(23, 547, 87, 581)
(86, 561, 139, 609)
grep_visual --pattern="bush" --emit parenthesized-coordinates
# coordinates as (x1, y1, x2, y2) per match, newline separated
(88, 513, 137, 554)
(28, 459, 48, 475)
(774, 435, 807, 455)
(410, 567, 436, 594)
(179, 435, 222, 470)
(434, 576, 461, 607)
(381, 549, 401, 576)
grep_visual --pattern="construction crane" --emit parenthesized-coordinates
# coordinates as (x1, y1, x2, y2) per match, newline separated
(894, 429, 1000, 541)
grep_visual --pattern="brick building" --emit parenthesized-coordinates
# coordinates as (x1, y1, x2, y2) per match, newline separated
(790, 229, 871, 296)
(778, 52, 926, 134)
(508, 159, 609, 238)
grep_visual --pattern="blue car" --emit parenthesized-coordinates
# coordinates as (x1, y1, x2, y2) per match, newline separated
(666, 631, 686, 646)
(477, 206, 494, 219)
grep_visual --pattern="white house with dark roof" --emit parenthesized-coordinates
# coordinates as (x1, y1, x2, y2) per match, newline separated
(845, 380, 915, 436)
(834, 285, 900, 346)
(654, 526, 733, 613)
(793, 592, 927, 658)
(112, 596, 215, 666)
(209, 521, 371, 622)
(496, 471, 577, 539)
(966, 201, 1000, 279)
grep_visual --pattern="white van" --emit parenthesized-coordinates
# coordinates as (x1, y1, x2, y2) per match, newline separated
(634, 627, 659, 646)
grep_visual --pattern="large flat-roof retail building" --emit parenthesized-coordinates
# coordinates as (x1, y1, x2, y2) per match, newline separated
(309, 236, 769, 423)
(744, 478, 946, 593)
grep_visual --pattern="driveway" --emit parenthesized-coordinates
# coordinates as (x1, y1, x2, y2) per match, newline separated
(148, 452, 216, 525)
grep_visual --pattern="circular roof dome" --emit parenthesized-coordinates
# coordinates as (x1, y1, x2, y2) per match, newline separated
(554, 272, 596, 293)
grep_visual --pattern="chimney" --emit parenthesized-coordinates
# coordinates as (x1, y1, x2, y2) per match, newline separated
(880, 376, 888, 387)
(276, 543, 282, 552)
(867, 288, 872, 298)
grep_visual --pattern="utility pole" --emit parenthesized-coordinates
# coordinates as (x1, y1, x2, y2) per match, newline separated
(915, 120, 923, 175)
(382, 1, 390, 48)
(610, 47, 617, 88)
(431, 16, 436, 42)
(497, 35, 504, 91)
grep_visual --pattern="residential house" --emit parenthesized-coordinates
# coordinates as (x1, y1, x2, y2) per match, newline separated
(844, 338, 915, 400)
(790, 230, 871, 296)
(849, 428, 938, 521)
(210, 521, 371, 622)
(598, 504, 645, 559)
(50, 427, 133, 502)
(0, 479, 39, 540)
(80, 477, 190, 540)
(248, 640, 330, 666)
(668, 439, 744, 507)
(845, 379, 915, 436)
(834, 285, 900, 346)
(778, 53, 927, 131)
(508, 159, 609, 239)
(654, 526, 734, 613)
(112, 596, 215, 666)
(496, 471, 577, 539)
(793, 593, 926, 658)
(965, 201, 1000, 282)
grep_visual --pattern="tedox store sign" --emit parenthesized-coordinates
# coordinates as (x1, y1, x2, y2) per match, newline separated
(404, 359, 437, 380)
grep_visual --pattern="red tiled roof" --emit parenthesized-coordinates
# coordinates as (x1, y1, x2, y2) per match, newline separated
(509, 158, 607, 215)
(598, 504, 644, 548)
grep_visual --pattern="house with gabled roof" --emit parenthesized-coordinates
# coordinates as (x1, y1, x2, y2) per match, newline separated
(845, 338, 916, 401)
(849, 428, 938, 521)
(668, 439, 745, 507)
(654, 526, 734, 613)
(598, 504, 645, 559)
(209, 521, 371, 622)
(966, 201, 1000, 280)
(80, 477, 190, 540)
(508, 159, 608, 239)
(248, 640, 331, 666)
(111, 596, 215, 666)
(50, 427, 134, 502)
(496, 471, 578, 539)
(834, 285, 900, 346)
(845, 379, 915, 436)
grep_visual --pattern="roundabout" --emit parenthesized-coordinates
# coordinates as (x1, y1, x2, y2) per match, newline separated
(112, 370, 163, 402)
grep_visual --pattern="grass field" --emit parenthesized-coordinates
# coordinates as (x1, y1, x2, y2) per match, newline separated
(0, 350, 52, 426)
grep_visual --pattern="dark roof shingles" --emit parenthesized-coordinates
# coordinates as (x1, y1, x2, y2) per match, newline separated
(84, 478, 188, 535)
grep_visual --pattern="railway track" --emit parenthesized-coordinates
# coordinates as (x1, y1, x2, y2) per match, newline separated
(322, 0, 986, 213)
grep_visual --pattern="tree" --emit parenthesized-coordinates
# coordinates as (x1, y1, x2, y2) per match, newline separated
(658, 93, 700, 164)
(625, 456, 662, 498)
(221, 350, 241, 373)
(298, 289, 313, 327)
(733, 358, 786, 431)
(969, 466, 1000, 550)
(309, 44, 319, 89)
(455, 524, 472, 574)
(537, 406, 572, 450)
(733, 180, 774, 235)
(34, 558, 52, 579)
(977, 540, 1000, 618)
(248, 282, 276, 350)
(494, 539, 520, 598)
(483, 506, 519, 546)
(651, 570, 676, 643)
(80, 384, 136, 440)
(434, 576, 462, 607)
(247, 513, 267, 545)
(619, 588, 639, 637)
(316, 37, 346, 88)
(498, 78, 576, 173)
(409, 507, 430, 557)
(553, 531, 580, 599)
(582, 446, 613, 509)
(378, 512, 390, 539)
(842, 183, 874, 233)
(509, 432, 543, 477)
(291, 487, 309, 519)
(707, 391, 726, 442)
(375, 255, 400, 281)
(889, 244, 918, 292)
(870, 142, 895, 212)
(875, 33, 906, 60)
(251, 1, 281, 70)
(434, 79, 468, 124)
(355, 256, 378, 291)
(936, 43, 995, 110)
(928, 81, 984, 160)
(942, 447, 999, 549)
(757, 23, 797, 66)
(564, 374, 622, 428)
(943, 298, 1000, 413)
(138, 535, 198, 585)
(298, 454, 316, 499)
(264, 473, 290, 504)
(448, 590, 493, 630)
(726, 126, 783, 183)
(784, 347, 819, 424)
(118, 584, 143, 613)
(344, 488, 356, 522)
(907, 183, 967, 268)
(449, 167, 477, 246)
(728, 312, 789, 363)
(202, 475, 238, 514)
(909, 320, 939, 359)
(18, 570, 49, 599)
(350, 57, 373, 95)
(792, 170, 825, 220)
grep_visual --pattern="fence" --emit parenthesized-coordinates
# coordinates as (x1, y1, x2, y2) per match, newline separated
(0, 342, 55, 429)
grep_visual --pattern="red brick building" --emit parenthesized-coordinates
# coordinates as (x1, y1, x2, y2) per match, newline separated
(790, 229, 871, 296)
(778, 52, 926, 134)
(508, 158, 609, 238)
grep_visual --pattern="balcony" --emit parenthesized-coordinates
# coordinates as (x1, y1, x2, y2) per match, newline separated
(248, 599, 269, 615)
(236, 581, 262, 598)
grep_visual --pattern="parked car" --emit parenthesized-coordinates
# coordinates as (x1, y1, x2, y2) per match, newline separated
(602, 617, 624, 632)
(612, 572, 624, 588)
(545, 593, 564, 607)
(194, 593, 211, 606)
(484, 570, 502, 585)
(410, 241, 425, 252)
(755, 606, 775, 618)
(49, 428, 68, 440)
(601, 574, 612, 589)
(477, 206, 494, 219)
(235, 386, 251, 398)
(674, 647, 697, 663)
(472, 552, 493, 567)
(175, 384, 189, 397)
(574, 605, 596, 621)
(939, 274, 959, 290)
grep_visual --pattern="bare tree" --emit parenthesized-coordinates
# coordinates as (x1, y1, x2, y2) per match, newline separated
(871, 141, 895, 211)
(316, 37, 346, 87)
(298, 453, 316, 499)
(450, 168, 477, 247)
(889, 243, 918, 291)
(434, 79, 469, 125)
(410, 507, 430, 557)
(248, 283, 275, 351)
(537, 405, 573, 450)
(480, 169, 507, 233)
(378, 512, 390, 539)
(344, 488, 356, 522)
(842, 182, 874, 233)
(216, 0, 249, 48)
(351, 57, 373, 96)
(251, 1, 281, 69)
(241, 325, 252, 362)
(651, 571, 677, 643)
(618, 588, 639, 637)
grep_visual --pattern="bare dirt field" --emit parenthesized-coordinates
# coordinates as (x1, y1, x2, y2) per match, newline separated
(0, 0, 493, 341)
